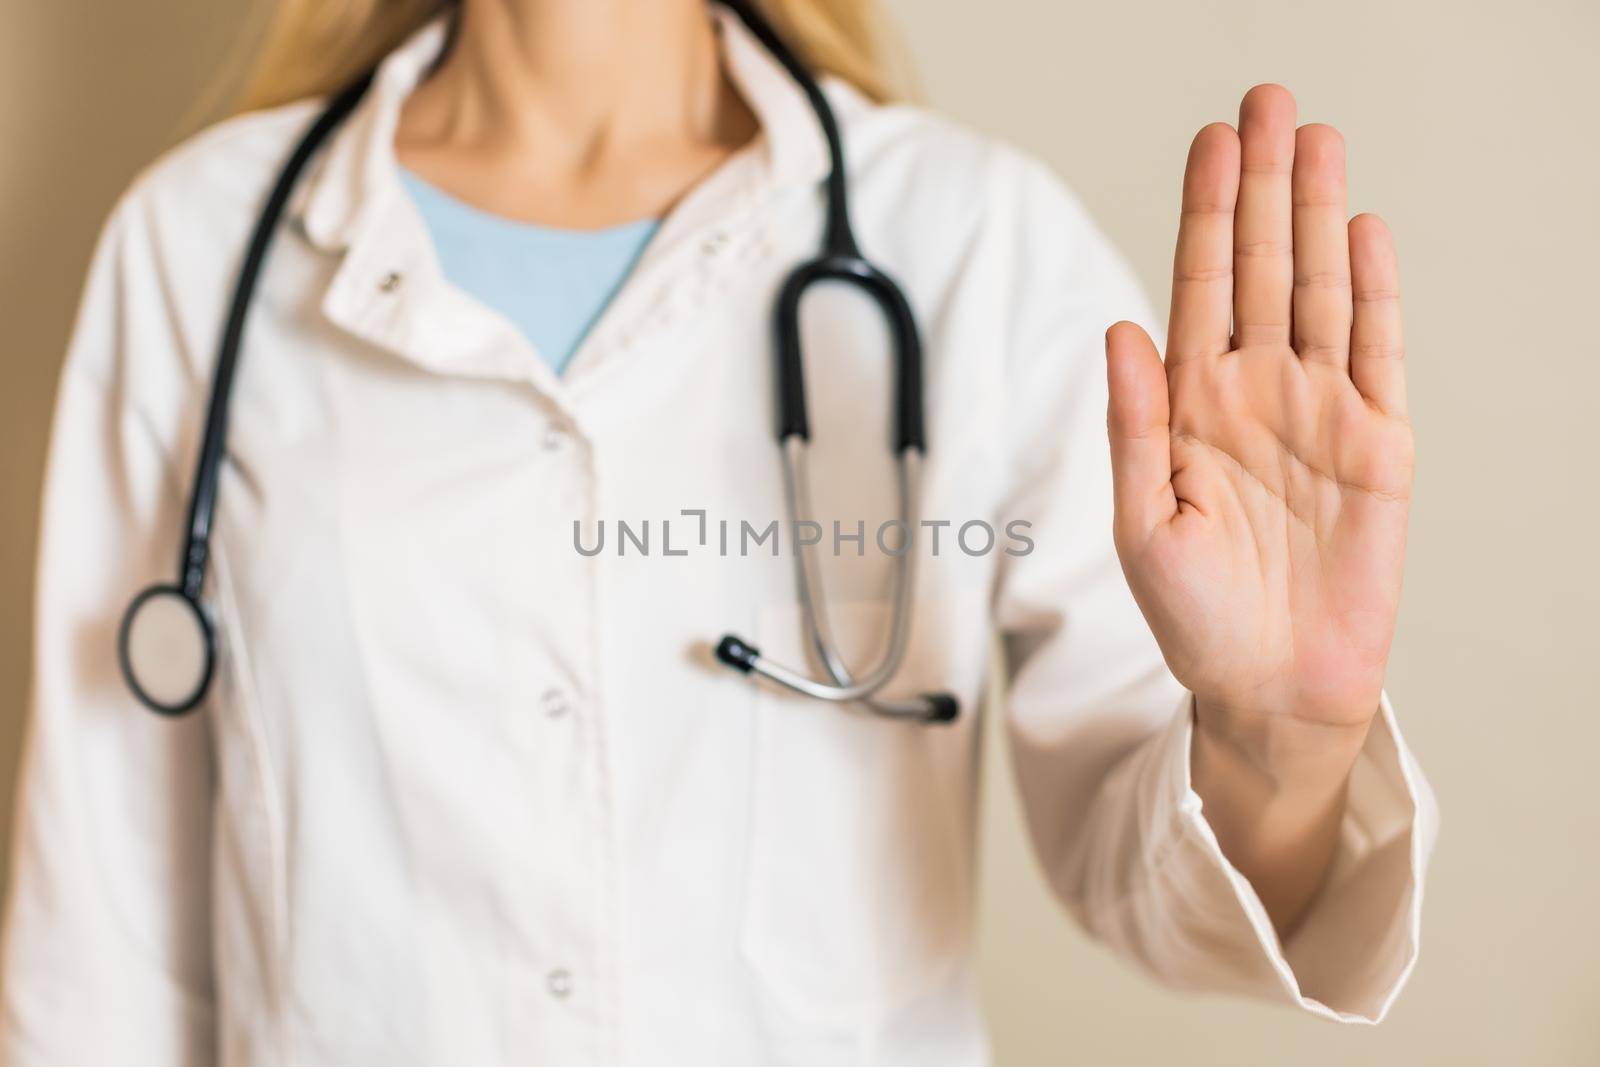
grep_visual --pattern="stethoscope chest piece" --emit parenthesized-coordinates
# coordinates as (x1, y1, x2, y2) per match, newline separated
(118, 585, 216, 716)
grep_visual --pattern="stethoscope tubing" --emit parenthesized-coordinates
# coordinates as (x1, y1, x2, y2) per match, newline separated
(178, 72, 375, 602)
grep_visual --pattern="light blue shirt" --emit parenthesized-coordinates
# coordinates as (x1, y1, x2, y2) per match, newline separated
(400, 169, 658, 375)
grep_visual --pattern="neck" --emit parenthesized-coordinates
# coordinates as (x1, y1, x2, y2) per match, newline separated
(398, 0, 756, 216)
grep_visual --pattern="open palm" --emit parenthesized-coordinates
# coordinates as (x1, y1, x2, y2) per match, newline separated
(1107, 85, 1411, 732)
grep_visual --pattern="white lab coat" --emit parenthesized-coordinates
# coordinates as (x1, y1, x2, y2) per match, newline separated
(0, 10, 1436, 1065)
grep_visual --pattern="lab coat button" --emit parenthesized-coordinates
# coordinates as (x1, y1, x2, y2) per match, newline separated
(540, 687, 571, 719)
(547, 969, 573, 999)
(378, 270, 403, 293)
(542, 426, 566, 452)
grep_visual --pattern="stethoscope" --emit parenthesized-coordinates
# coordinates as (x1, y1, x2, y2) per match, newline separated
(117, 0, 958, 725)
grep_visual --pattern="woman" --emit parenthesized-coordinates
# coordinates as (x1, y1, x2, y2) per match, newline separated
(1, 0, 1435, 1062)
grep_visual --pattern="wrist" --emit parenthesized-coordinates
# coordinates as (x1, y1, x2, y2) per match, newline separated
(1192, 697, 1373, 798)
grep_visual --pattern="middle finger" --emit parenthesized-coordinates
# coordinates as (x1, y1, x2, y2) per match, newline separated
(1233, 84, 1296, 347)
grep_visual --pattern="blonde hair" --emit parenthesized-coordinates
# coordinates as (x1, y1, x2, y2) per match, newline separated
(237, 0, 905, 112)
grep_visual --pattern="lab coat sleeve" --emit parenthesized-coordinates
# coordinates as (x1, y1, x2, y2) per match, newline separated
(0, 198, 217, 1064)
(989, 154, 1438, 1023)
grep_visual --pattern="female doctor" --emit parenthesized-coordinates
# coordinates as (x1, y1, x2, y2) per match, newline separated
(1, 0, 1435, 1062)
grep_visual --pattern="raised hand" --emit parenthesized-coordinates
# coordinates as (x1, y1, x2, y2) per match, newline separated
(1104, 86, 1412, 927)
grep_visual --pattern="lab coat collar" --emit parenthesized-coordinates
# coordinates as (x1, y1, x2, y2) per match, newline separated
(291, 5, 831, 254)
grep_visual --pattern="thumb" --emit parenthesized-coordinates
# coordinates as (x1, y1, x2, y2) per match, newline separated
(1105, 321, 1176, 545)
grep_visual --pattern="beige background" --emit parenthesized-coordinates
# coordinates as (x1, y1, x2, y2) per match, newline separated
(2, 0, 1596, 1062)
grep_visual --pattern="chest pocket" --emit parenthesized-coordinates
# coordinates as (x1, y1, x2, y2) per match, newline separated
(740, 598, 974, 1029)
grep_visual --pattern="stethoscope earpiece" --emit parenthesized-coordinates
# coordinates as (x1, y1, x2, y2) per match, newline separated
(118, 584, 216, 716)
(922, 693, 960, 724)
